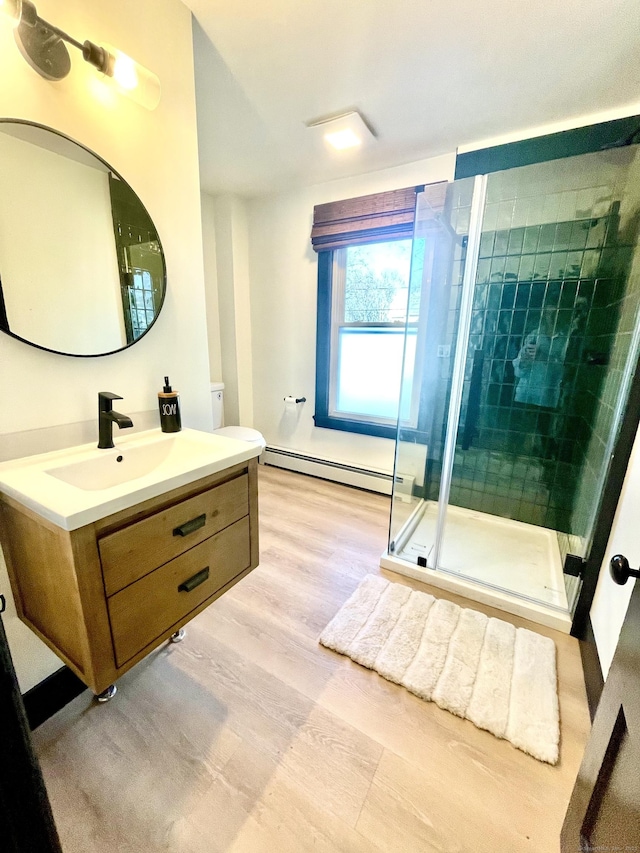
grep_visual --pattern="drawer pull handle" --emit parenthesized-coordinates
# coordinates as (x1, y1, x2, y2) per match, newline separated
(178, 567, 210, 593)
(173, 514, 206, 537)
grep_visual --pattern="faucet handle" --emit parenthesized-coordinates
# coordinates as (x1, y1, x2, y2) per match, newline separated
(99, 391, 123, 402)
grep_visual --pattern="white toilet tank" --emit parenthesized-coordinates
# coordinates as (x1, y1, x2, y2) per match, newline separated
(210, 381, 225, 430)
(210, 381, 266, 451)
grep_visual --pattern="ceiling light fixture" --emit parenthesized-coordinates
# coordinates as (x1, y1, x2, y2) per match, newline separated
(306, 111, 376, 152)
(0, 0, 161, 110)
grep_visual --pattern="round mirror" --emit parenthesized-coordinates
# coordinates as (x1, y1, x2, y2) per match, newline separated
(0, 120, 166, 357)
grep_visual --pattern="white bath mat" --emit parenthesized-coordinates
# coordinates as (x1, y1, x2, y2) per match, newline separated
(319, 574, 560, 764)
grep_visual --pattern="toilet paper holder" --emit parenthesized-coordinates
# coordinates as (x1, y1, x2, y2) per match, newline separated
(284, 396, 306, 404)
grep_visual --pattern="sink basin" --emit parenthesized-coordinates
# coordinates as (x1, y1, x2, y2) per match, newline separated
(48, 435, 179, 491)
(0, 428, 261, 530)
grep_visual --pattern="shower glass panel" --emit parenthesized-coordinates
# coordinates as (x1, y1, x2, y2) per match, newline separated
(389, 145, 640, 615)
(388, 177, 475, 561)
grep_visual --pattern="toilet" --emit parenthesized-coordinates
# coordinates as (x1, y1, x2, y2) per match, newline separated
(210, 382, 266, 453)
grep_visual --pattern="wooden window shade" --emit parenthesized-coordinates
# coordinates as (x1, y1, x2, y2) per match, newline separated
(310, 181, 448, 252)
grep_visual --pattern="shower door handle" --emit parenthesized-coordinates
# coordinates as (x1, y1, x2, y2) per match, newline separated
(610, 554, 640, 585)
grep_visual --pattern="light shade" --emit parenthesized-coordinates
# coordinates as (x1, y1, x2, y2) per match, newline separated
(83, 41, 161, 111)
(0, 0, 22, 26)
(306, 111, 375, 152)
(105, 47, 161, 111)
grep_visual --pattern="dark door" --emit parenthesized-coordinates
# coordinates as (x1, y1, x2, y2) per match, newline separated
(0, 598, 62, 852)
(561, 569, 640, 850)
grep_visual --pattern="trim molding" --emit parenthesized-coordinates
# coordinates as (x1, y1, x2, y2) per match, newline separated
(456, 104, 640, 155)
(22, 665, 86, 730)
(454, 114, 640, 179)
(579, 617, 604, 722)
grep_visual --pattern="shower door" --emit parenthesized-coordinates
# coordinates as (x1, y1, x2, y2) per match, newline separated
(388, 176, 477, 561)
(390, 144, 640, 614)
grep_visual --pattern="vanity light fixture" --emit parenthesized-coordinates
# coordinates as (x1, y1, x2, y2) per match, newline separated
(1, 0, 161, 110)
(0, 0, 22, 26)
(306, 110, 376, 151)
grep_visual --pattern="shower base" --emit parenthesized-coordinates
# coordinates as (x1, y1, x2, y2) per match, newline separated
(381, 501, 572, 633)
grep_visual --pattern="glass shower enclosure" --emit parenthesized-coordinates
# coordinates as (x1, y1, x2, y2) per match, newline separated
(383, 145, 640, 629)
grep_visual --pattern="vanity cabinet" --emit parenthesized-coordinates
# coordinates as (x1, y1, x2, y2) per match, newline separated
(0, 458, 258, 695)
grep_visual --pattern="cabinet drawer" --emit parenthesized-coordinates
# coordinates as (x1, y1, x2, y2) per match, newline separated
(99, 474, 249, 595)
(108, 517, 250, 667)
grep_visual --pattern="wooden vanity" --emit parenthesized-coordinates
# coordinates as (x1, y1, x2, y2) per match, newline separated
(0, 458, 258, 696)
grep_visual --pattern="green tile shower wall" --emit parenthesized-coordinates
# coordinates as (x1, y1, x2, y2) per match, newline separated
(570, 234, 640, 554)
(444, 200, 639, 539)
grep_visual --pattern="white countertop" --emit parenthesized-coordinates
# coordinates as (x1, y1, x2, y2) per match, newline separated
(0, 428, 260, 531)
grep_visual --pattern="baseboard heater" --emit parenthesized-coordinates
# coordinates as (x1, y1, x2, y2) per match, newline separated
(262, 446, 394, 495)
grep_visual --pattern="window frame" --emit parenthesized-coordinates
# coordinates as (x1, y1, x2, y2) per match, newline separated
(314, 240, 423, 439)
(311, 181, 447, 441)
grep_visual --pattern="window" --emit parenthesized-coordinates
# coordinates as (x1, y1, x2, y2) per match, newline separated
(125, 241, 161, 341)
(128, 267, 155, 339)
(110, 174, 164, 345)
(318, 238, 426, 437)
(312, 184, 444, 438)
(333, 240, 411, 421)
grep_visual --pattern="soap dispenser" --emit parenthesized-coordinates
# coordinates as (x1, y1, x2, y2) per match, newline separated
(158, 376, 181, 433)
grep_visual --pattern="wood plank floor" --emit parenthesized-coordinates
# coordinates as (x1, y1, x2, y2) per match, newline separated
(33, 465, 591, 852)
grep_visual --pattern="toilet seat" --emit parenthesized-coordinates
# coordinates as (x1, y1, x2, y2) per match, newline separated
(213, 425, 266, 450)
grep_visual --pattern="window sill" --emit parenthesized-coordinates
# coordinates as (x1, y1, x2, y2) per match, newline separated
(313, 413, 398, 440)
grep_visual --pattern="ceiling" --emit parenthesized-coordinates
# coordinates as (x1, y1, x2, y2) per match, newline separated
(185, 0, 640, 197)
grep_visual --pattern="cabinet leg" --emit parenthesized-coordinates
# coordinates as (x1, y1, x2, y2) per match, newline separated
(170, 628, 186, 643)
(94, 684, 117, 703)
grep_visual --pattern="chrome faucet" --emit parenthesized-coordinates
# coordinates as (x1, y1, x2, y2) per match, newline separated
(98, 392, 134, 449)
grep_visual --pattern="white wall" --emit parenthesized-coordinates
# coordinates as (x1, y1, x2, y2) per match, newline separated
(201, 192, 223, 383)
(0, 0, 212, 691)
(590, 431, 639, 678)
(212, 195, 254, 427)
(246, 152, 456, 473)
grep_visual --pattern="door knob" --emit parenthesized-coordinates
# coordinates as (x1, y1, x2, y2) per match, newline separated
(609, 554, 640, 585)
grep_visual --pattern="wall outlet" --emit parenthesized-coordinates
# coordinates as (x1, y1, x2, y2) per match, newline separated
(437, 344, 451, 358)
